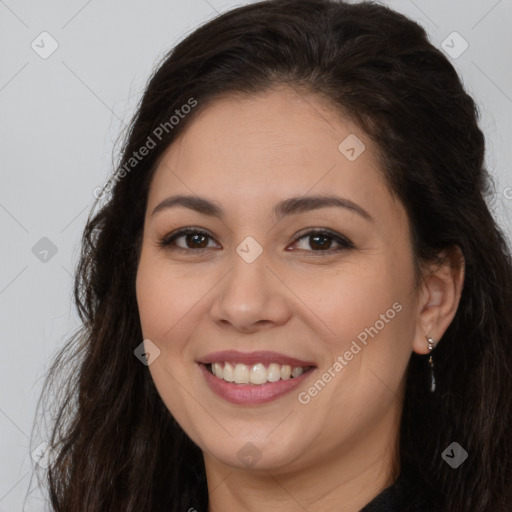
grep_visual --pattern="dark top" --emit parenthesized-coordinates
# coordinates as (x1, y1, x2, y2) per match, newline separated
(359, 471, 434, 512)
(188, 457, 435, 512)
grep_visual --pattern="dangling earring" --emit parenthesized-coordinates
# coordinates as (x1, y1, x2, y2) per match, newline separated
(426, 336, 436, 392)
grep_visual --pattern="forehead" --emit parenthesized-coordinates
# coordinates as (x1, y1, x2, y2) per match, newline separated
(147, 87, 397, 223)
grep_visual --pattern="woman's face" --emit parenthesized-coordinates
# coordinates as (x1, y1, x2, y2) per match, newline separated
(136, 87, 423, 476)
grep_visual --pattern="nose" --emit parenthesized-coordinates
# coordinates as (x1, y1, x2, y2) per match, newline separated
(209, 251, 292, 334)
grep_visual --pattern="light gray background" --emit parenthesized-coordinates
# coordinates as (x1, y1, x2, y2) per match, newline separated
(0, 0, 511, 510)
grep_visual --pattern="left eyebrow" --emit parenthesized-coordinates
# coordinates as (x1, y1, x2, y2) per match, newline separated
(273, 194, 373, 222)
(151, 193, 373, 222)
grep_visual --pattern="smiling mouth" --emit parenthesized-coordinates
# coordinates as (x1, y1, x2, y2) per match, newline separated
(205, 362, 315, 385)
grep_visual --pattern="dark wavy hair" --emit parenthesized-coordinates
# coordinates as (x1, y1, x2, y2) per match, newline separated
(33, 0, 512, 510)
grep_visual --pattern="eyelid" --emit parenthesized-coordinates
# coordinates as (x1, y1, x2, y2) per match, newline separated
(293, 227, 350, 243)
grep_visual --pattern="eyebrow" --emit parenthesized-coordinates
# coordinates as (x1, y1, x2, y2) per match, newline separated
(151, 194, 373, 222)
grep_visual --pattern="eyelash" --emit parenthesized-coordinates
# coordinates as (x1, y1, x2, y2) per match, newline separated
(157, 227, 354, 256)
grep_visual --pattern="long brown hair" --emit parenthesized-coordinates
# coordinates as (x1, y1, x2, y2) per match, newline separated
(34, 1, 512, 510)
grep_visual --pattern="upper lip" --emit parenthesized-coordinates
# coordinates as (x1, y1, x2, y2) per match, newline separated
(197, 350, 316, 368)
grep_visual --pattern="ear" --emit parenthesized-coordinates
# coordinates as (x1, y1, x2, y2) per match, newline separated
(412, 246, 465, 355)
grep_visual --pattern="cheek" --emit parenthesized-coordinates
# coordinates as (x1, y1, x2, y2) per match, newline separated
(287, 255, 416, 411)
(286, 257, 411, 347)
(135, 251, 201, 422)
(135, 249, 204, 343)
(136, 266, 174, 342)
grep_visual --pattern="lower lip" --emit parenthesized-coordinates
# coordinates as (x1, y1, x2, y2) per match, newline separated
(199, 363, 315, 405)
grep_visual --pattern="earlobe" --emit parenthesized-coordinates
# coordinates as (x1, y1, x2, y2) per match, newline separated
(412, 246, 465, 355)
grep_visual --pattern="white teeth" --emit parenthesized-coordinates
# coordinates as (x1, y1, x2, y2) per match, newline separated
(212, 362, 223, 378)
(281, 365, 291, 380)
(267, 363, 281, 382)
(233, 364, 250, 384)
(209, 362, 309, 385)
(291, 366, 304, 378)
(223, 362, 234, 382)
(249, 363, 267, 384)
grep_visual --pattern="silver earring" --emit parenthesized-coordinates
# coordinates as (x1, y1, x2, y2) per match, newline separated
(426, 336, 436, 392)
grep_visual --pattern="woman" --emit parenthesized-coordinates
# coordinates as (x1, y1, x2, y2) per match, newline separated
(36, 0, 512, 510)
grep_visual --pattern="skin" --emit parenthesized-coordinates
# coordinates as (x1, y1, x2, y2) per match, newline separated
(135, 86, 464, 512)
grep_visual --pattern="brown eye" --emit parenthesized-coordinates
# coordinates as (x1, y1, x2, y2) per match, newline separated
(309, 234, 333, 250)
(159, 228, 219, 251)
(183, 232, 209, 248)
(291, 229, 354, 254)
